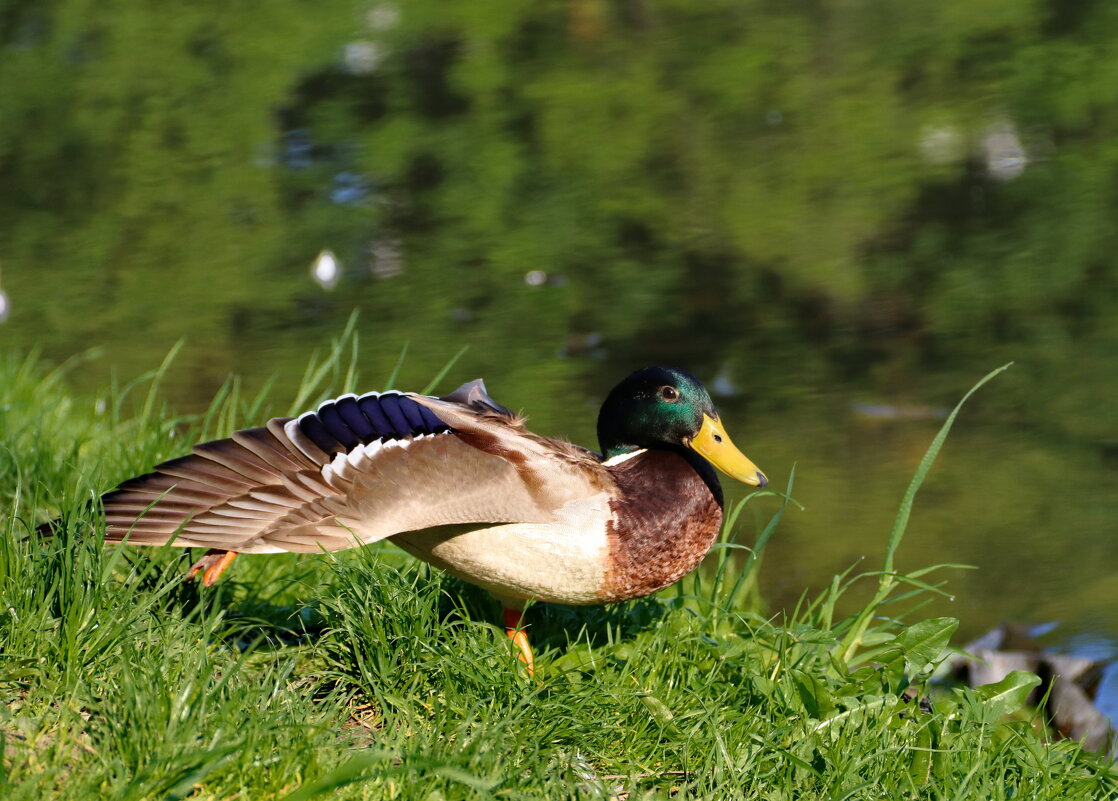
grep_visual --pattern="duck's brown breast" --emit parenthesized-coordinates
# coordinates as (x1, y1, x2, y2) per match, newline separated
(597, 450, 723, 603)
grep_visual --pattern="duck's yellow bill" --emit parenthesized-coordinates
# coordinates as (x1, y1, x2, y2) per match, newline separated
(686, 414, 768, 487)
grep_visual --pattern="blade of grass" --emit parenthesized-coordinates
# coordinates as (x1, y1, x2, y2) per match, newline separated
(728, 466, 798, 609)
(138, 340, 185, 431)
(383, 342, 408, 390)
(839, 363, 1012, 663)
(420, 345, 469, 395)
(287, 311, 360, 414)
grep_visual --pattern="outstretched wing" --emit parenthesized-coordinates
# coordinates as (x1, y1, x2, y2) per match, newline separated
(101, 382, 609, 554)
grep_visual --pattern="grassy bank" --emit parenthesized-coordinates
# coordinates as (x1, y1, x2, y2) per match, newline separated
(1, 345, 1114, 800)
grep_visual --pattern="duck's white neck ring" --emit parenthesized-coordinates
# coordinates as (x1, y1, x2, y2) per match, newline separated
(602, 448, 647, 467)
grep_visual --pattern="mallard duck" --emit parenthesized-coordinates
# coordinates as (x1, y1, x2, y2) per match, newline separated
(100, 366, 767, 671)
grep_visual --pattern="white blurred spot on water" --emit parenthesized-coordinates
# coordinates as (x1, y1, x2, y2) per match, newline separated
(312, 249, 341, 290)
(366, 4, 400, 32)
(343, 41, 383, 75)
(984, 119, 1027, 181)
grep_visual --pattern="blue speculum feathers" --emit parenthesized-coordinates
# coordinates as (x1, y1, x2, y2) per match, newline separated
(299, 392, 451, 455)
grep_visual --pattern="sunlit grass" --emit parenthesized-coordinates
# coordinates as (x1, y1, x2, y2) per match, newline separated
(1, 343, 1114, 800)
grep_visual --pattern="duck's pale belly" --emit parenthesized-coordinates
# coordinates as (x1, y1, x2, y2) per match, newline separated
(390, 496, 612, 605)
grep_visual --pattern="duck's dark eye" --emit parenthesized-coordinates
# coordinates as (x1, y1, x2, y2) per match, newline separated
(659, 386, 680, 401)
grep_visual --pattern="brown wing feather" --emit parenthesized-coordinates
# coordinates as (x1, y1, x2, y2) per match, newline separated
(101, 389, 612, 555)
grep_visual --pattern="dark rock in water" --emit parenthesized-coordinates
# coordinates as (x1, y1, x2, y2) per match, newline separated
(948, 624, 1115, 756)
(1041, 660, 1111, 754)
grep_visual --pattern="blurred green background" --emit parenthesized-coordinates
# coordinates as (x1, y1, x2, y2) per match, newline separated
(1, 0, 1116, 649)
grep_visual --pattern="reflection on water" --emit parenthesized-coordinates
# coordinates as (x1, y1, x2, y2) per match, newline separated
(982, 119, 1028, 182)
(2, 1, 1116, 646)
(0, 263, 8, 324)
(311, 249, 342, 290)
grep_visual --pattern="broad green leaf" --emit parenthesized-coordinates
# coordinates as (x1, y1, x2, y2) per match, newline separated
(638, 693, 677, 727)
(792, 669, 836, 719)
(812, 694, 896, 732)
(977, 670, 1042, 722)
(895, 617, 959, 674)
(908, 723, 935, 785)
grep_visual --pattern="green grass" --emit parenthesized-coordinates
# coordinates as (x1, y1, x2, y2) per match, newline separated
(1, 344, 1115, 800)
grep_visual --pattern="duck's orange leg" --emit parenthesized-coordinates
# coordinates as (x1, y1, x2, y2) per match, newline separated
(503, 607, 535, 676)
(186, 549, 238, 587)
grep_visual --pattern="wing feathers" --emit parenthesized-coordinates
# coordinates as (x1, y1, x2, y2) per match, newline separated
(157, 457, 256, 491)
(233, 426, 314, 472)
(101, 384, 611, 556)
(276, 418, 329, 464)
(194, 441, 284, 485)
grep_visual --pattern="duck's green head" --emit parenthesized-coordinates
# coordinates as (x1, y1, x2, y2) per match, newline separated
(597, 366, 767, 487)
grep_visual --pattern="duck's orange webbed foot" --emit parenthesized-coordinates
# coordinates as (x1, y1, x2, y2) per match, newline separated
(503, 606, 535, 676)
(186, 549, 238, 587)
